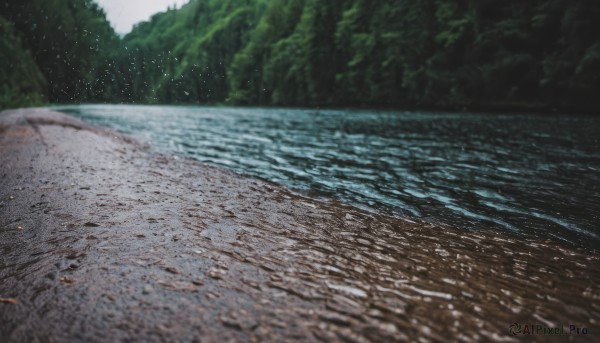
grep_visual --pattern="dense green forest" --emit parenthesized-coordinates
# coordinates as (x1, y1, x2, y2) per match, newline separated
(2, 0, 121, 108)
(2, 0, 600, 111)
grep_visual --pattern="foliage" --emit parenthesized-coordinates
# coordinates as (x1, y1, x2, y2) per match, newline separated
(0, 16, 46, 110)
(119, 0, 267, 104)
(2, 0, 120, 106)
(1, 0, 599, 111)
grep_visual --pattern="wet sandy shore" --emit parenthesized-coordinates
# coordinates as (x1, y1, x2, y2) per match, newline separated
(0, 108, 598, 342)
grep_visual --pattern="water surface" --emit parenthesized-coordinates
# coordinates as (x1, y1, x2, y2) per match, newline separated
(56, 105, 600, 249)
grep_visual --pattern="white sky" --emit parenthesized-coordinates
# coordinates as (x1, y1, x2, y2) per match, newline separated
(94, 0, 189, 34)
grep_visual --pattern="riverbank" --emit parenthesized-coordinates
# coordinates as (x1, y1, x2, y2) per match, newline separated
(53, 100, 600, 115)
(1, 108, 598, 342)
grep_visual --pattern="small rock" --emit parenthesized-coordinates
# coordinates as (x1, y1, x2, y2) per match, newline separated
(220, 314, 242, 330)
(142, 285, 154, 295)
(165, 267, 179, 274)
(207, 268, 225, 280)
(59, 276, 74, 284)
(206, 291, 219, 299)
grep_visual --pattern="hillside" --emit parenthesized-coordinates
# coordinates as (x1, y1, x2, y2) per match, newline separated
(2, 0, 600, 111)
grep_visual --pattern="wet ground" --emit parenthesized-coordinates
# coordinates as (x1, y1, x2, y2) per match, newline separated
(0, 109, 598, 342)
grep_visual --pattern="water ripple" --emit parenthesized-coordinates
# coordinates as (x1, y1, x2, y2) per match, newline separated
(56, 105, 600, 249)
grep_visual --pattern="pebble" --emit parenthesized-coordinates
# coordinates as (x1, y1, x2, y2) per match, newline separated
(143, 284, 154, 295)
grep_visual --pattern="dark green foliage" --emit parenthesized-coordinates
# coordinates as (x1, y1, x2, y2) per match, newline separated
(229, 0, 306, 105)
(119, 0, 266, 104)
(213, 0, 600, 110)
(1, 0, 599, 111)
(2, 0, 119, 107)
(0, 16, 46, 110)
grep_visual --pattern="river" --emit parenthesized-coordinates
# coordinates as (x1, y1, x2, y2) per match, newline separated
(56, 105, 600, 250)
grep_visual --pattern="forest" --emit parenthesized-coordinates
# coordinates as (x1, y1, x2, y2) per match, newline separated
(2, 0, 600, 112)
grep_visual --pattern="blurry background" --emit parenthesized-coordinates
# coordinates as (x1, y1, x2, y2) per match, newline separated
(1, 0, 600, 112)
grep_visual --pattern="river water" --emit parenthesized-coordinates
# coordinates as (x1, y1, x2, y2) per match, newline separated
(56, 105, 600, 250)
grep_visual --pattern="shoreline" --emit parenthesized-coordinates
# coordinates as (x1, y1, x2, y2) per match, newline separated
(107, 102, 599, 116)
(18, 100, 600, 117)
(0, 108, 598, 342)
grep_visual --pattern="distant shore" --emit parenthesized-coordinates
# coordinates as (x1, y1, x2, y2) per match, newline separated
(0, 108, 598, 342)
(3, 100, 597, 117)
(236, 100, 600, 116)
(43, 100, 600, 116)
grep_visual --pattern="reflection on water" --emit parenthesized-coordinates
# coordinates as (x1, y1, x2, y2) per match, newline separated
(56, 105, 600, 249)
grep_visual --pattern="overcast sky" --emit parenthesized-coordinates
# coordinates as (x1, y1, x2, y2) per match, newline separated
(95, 0, 189, 34)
